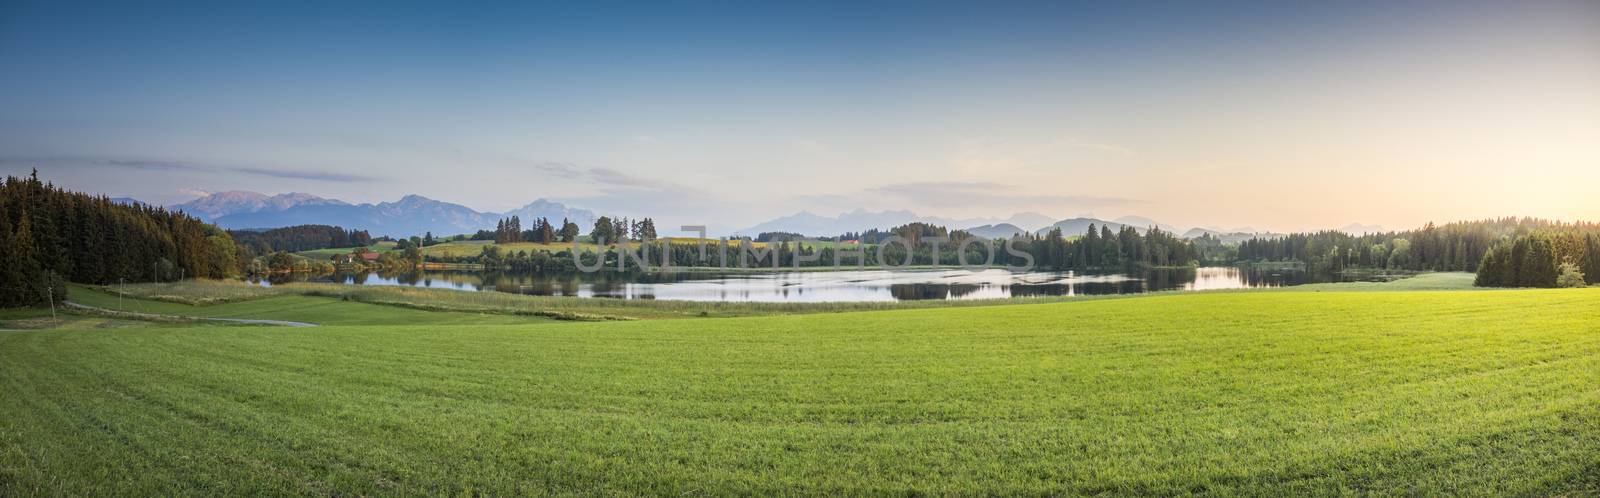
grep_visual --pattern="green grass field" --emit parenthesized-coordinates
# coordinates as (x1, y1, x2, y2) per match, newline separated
(0, 307, 191, 331)
(65, 285, 555, 326)
(3, 287, 1597, 495)
(293, 241, 399, 260)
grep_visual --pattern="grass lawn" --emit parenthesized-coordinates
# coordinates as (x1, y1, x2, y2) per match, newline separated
(2, 288, 1597, 495)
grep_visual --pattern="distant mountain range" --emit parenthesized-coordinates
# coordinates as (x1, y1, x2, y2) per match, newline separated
(1337, 223, 1386, 234)
(162, 190, 1382, 242)
(1111, 215, 1156, 226)
(736, 210, 1057, 238)
(172, 191, 348, 220)
(170, 191, 596, 238)
(965, 223, 1029, 239)
(1178, 227, 1284, 244)
(738, 209, 1383, 243)
(737, 210, 1175, 239)
(1175, 222, 1383, 243)
(1027, 217, 1188, 237)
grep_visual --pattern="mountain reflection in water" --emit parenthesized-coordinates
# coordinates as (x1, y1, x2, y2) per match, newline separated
(253, 266, 1370, 302)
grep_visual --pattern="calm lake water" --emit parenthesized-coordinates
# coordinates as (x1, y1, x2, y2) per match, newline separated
(256, 266, 1375, 302)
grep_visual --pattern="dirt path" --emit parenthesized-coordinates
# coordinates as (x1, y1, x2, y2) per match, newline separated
(62, 302, 318, 327)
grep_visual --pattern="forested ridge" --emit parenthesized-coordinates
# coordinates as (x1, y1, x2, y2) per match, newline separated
(1239, 220, 1499, 272)
(1234, 217, 1598, 287)
(231, 225, 373, 256)
(0, 172, 237, 306)
(1475, 231, 1600, 288)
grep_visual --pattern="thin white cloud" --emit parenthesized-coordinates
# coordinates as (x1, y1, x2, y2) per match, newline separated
(530, 162, 731, 227)
(3, 156, 381, 183)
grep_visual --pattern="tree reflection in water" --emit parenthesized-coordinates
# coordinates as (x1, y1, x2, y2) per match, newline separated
(251, 266, 1369, 302)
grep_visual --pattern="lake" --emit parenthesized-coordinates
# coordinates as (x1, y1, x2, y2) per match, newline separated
(255, 266, 1382, 302)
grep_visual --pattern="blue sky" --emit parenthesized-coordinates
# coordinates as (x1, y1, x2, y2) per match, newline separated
(3, 0, 1596, 232)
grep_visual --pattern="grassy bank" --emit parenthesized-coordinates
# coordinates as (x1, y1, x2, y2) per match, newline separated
(2, 288, 1597, 495)
(1288, 271, 1480, 291)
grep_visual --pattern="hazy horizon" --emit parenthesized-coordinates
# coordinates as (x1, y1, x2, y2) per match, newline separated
(3, 0, 1596, 234)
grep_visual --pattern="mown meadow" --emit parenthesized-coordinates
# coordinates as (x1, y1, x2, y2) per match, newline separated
(2, 286, 1597, 495)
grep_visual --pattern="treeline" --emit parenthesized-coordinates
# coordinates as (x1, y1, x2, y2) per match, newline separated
(1011, 224, 1203, 270)
(475, 239, 906, 272)
(1475, 231, 1599, 288)
(1232, 218, 1591, 273)
(230, 225, 372, 255)
(587, 216, 658, 244)
(754, 231, 804, 242)
(0, 171, 236, 306)
(841, 223, 963, 246)
(449, 221, 1201, 272)
(478, 216, 583, 244)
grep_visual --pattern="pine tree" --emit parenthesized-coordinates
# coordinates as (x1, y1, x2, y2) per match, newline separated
(559, 218, 579, 243)
(592, 216, 616, 245)
(1586, 234, 1600, 285)
(1497, 242, 1516, 286)
(1083, 224, 1101, 267)
(1521, 236, 1559, 287)
(0, 208, 22, 306)
(641, 218, 658, 239)
(538, 218, 556, 244)
(613, 217, 628, 242)
(1474, 246, 1502, 287)
(1101, 225, 1118, 266)
(3, 214, 48, 306)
